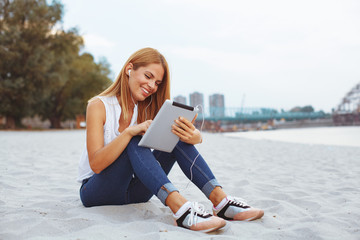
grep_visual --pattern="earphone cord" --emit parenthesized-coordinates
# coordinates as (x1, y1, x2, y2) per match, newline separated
(144, 95, 153, 121)
(128, 70, 138, 114)
(130, 92, 136, 107)
(185, 104, 205, 190)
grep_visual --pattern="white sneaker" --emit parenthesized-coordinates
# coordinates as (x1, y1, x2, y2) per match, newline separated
(213, 196, 264, 221)
(174, 202, 226, 233)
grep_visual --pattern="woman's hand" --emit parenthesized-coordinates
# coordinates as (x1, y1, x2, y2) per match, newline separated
(125, 120, 152, 137)
(171, 114, 202, 145)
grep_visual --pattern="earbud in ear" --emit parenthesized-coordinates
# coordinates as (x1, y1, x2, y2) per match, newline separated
(128, 70, 131, 76)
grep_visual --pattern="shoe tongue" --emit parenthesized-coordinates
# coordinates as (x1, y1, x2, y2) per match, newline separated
(230, 197, 249, 207)
(192, 202, 207, 215)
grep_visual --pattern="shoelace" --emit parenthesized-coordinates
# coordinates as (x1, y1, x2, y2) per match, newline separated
(228, 196, 250, 208)
(188, 202, 208, 226)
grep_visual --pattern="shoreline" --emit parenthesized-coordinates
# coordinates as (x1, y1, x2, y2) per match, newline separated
(224, 126, 360, 148)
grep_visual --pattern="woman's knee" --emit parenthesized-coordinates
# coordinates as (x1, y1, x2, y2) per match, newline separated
(174, 141, 197, 157)
(130, 192, 154, 204)
(175, 140, 195, 150)
(80, 190, 93, 207)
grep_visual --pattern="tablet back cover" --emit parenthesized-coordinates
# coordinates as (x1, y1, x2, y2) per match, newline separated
(138, 100, 197, 152)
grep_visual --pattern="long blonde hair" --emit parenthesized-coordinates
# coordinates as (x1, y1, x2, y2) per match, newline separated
(96, 48, 170, 123)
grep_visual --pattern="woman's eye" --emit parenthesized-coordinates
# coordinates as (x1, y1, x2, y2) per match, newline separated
(145, 74, 150, 79)
(156, 81, 161, 86)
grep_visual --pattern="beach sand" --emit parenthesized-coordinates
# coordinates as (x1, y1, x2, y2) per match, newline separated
(1, 127, 359, 239)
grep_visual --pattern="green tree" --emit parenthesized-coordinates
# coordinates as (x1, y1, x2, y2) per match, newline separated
(300, 105, 314, 113)
(290, 105, 314, 113)
(0, 0, 62, 128)
(40, 47, 112, 128)
(0, 0, 112, 128)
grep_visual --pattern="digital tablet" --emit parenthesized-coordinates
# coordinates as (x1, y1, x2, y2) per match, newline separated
(138, 100, 198, 152)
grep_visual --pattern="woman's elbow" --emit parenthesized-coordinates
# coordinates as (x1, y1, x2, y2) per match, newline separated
(89, 159, 103, 174)
(92, 168, 102, 174)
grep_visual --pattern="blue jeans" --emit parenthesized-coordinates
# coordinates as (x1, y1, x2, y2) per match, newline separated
(80, 136, 221, 207)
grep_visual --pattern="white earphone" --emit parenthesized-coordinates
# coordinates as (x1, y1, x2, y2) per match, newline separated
(128, 69, 131, 76)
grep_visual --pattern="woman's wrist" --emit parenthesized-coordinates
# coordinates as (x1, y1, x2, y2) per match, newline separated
(194, 129, 202, 144)
(122, 127, 134, 138)
(198, 135, 202, 144)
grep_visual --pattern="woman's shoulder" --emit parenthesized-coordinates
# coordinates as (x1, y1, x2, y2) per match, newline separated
(86, 98, 106, 126)
(87, 98, 106, 116)
(95, 95, 119, 105)
(88, 97, 103, 106)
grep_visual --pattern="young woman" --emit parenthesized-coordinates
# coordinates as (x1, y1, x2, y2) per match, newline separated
(78, 48, 264, 233)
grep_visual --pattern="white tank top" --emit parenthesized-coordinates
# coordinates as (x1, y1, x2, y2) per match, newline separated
(77, 95, 138, 182)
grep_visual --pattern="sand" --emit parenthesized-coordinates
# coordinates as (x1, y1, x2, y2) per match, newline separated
(1, 127, 360, 239)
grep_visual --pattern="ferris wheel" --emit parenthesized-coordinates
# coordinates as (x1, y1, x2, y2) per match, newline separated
(336, 83, 360, 113)
(333, 82, 360, 125)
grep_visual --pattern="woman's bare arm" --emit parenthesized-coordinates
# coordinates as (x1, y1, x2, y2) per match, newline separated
(86, 98, 151, 174)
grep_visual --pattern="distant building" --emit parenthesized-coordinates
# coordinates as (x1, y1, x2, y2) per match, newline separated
(190, 92, 204, 118)
(209, 93, 225, 118)
(189, 92, 204, 108)
(173, 95, 187, 105)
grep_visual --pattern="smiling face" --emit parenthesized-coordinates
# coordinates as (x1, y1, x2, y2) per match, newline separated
(127, 63, 165, 103)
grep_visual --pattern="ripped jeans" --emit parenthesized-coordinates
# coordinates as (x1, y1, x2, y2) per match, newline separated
(80, 136, 221, 207)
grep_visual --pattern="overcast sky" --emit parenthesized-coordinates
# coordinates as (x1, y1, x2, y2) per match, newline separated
(60, 0, 360, 112)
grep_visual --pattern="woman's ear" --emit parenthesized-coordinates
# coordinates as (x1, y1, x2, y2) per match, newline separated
(126, 63, 133, 76)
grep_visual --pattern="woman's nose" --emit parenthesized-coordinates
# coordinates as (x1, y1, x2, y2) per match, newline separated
(148, 80, 155, 90)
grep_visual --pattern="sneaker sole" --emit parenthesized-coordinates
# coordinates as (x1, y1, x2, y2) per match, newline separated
(198, 222, 226, 233)
(214, 209, 264, 221)
(244, 209, 264, 221)
(175, 218, 227, 233)
(236, 209, 264, 221)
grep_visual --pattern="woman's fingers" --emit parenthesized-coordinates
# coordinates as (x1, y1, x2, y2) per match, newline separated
(173, 124, 191, 136)
(174, 120, 189, 132)
(191, 113, 198, 124)
(144, 119, 152, 127)
(134, 120, 152, 135)
(142, 120, 152, 134)
(171, 117, 202, 144)
(172, 125, 194, 143)
(176, 117, 195, 130)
